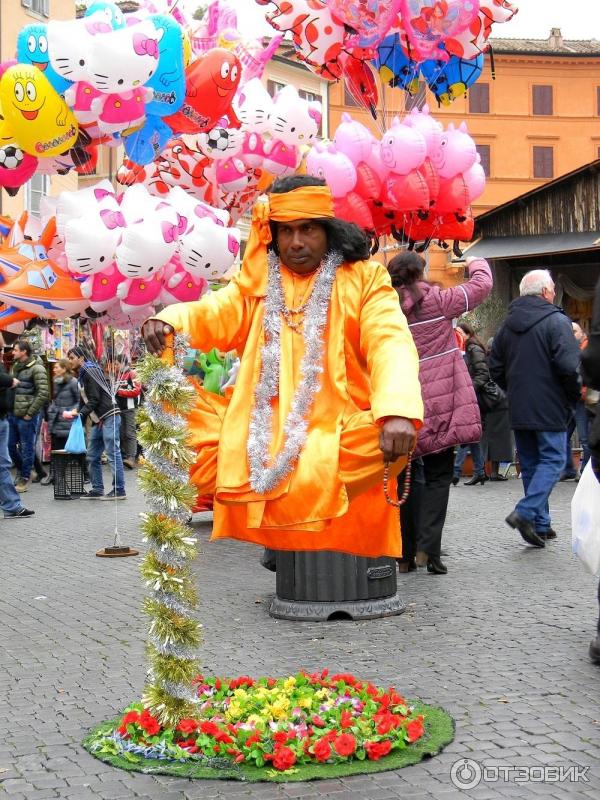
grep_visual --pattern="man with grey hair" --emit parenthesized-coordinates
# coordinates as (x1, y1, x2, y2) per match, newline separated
(490, 268, 581, 548)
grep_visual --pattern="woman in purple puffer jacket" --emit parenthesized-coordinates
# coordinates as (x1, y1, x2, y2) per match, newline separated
(388, 252, 493, 574)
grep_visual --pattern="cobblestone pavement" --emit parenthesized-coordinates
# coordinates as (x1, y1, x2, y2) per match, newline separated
(1, 470, 599, 800)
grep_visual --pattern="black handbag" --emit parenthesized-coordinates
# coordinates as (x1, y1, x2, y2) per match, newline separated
(477, 380, 507, 414)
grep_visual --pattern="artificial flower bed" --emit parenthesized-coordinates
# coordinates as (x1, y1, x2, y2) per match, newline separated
(83, 670, 454, 782)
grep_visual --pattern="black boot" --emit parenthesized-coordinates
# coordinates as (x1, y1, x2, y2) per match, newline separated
(427, 555, 448, 574)
(464, 474, 488, 486)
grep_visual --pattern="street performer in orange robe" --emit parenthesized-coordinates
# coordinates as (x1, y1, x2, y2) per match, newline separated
(142, 176, 423, 558)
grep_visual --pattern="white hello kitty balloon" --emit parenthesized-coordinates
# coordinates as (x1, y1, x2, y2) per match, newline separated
(268, 85, 321, 147)
(48, 18, 96, 84)
(64, 211, 124, 276)
(88, 19, 162, 94)
(56, 180, 116, 239)
(234, 78, 274, 134)
(178, 218, 240, 281)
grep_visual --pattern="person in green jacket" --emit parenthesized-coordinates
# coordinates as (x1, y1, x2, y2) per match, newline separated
(8, 340, 49, 492)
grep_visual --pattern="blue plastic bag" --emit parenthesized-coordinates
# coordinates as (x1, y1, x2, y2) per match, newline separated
(64, 415, 86, 454)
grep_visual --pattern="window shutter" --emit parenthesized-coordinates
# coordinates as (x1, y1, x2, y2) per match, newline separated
(267, 80, 285, 98)
(343, 85, 359, 107)
(533, 85, 553, 116)
(533, 146, 554, 179)
(475, 144, 491, 177)
(597, 87, 600, 116)
(469, 84, 490, 114)
(21, 0, 33, 8)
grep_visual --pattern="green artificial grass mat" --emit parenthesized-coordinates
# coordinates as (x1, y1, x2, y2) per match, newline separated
(82, 701, 454, 782)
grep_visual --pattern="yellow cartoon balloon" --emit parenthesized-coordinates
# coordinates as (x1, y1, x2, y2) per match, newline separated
(0, 64, 78, 157)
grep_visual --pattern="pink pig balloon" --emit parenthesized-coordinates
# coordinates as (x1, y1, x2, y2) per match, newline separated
(333, 112, 375, 166)
(463, 154, 486, 203)
(306, 142, 357, 198)
(404, 104, 443, 156)
(379, 117, 427, 175)
(431, 122, 477, 179)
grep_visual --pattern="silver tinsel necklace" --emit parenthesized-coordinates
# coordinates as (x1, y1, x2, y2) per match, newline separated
(247, 249, 343, 494)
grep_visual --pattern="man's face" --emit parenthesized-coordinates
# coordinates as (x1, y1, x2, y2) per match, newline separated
(67, 353, 83, 372)
(13, 345, 28, 362)
(276, 219, 328, 274)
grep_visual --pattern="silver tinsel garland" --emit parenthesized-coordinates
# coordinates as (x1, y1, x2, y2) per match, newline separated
(247, 250, 342, 494)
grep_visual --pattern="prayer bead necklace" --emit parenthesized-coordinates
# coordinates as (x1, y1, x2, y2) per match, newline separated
(383, 458, 413, 508)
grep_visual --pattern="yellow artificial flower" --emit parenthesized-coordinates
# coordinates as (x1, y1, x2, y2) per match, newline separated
(225, 701, 243, 721)
(283, 677, 297, 692)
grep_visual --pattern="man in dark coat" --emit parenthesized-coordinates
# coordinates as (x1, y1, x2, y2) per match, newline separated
(581, 276, 600, 664)
(0, 350, 34, 518)
(490, 269, 580, 548)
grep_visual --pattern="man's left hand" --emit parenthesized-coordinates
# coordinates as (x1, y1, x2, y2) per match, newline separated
(379, 416, 416, 463)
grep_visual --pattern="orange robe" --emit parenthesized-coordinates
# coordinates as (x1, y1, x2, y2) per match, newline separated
(156, 259, 423, 557)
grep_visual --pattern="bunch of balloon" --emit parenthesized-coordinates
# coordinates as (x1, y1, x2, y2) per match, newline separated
(0, 180, 241, 331)
(304, 109, 485, 252)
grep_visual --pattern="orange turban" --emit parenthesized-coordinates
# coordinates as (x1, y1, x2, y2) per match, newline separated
(236, 185, 335, 296)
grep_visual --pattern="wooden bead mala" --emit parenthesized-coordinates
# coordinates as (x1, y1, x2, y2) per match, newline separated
(383, 456, 413, 508)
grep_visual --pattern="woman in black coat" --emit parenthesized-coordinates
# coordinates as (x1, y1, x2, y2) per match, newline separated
(453, 322, 489, 485)
(41, 360, 79, 485)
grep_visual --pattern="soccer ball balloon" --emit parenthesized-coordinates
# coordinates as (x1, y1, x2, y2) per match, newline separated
(0, 145, 24, 171)
(197, 127, 243, 160)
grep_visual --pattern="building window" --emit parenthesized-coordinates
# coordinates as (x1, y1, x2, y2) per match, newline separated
(597, 87, 600, 115)
(26, 174, 49, 217)
(532, 85, 553, 116)
(469, 83, 490, 114)
(266, 80, 286, 98)
(405, 81, 427, 112)
(343, 85, 359, 107)
(22, 0, 49, 15)
(475, 144, 491, 177)
(533, 146, 554, 179)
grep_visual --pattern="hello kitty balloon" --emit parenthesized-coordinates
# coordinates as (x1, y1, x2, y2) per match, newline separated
(379, 117, 427, 175)
(115, 205, 185, 279)
(80, 262, 124, 313)
(88, 20, 162, 94)
(159, 255, 208, 306)
(178, 217, 240, 281)
(117, 272, 164, 314)
(56, 181, 117, 239)
(431, 122, 477, 179)
(64, 209, 124, 276)
(48, 19, 96, 84)
(234, 78, 273, 134)
(268, 85, 321, 147)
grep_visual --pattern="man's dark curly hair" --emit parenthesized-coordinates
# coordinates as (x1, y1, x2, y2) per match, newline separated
(267, 176, 370, 263)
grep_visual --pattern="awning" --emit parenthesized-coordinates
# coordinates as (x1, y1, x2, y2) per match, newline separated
(464, 232, 600, 260)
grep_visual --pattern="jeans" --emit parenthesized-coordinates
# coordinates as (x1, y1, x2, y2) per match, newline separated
(565, 401, 590, 472)
(87, 415, 125, 494)
(454, 442, 485, 477)
(0, 418, 23, 513)
(8, 413, 39, 480)
(514, 429, 566, 532)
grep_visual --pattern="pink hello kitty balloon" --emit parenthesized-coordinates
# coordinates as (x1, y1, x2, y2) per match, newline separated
(115, 207, 185, 278)
(379, 117, 427, 175)
(88, 20, 162, 94)
(306, 142, 357, 198)
(117, 272, 163, 313)
(262, 140, 298, 177)
(431, 122, 477, 179)
(241, 131, 267, 169)
(80, 262, 125, 313)
(159, 256, 208, 306)
(333, 112, 375, 166)
(64, 82, 103, 125)
(216, 157, 250, 191)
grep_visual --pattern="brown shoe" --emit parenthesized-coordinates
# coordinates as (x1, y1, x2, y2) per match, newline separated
(122, 458, 135, 470)
(415, 550, 428, 568)
(15, 478, 29, 493)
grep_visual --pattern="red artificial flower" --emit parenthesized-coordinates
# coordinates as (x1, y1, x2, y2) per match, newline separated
(138, 710, 160, 736)
(267, 678, 277, 688)
(122, 711, 140, 726)
(213, 744, 220, 753)
(365, 739, 392, 760)
(406, 718, 424, 743)
(199, 720, 220, 736)
(245, 731, 261, 746)
(235, 753, 245, 763)
(333, 733, 357, 757)
(311, 714, 326, 727)
(214, 730, 234, 744)
(375, 711, 402, 735)
(273, 731, 289, 745)
(228, 676, 255, 690)
(340, 710, 354, 730)
(330, 673, 358, 686)
(214, 678, 222, 690)
(177, 719, 198, 734)
(312, 737, 332, 762)
(272, 746, 297, 771)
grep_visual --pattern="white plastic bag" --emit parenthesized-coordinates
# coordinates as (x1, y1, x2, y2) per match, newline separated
(571, 461, 600, 576)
